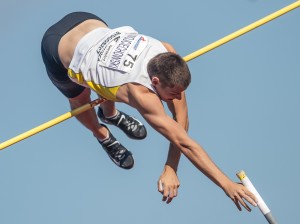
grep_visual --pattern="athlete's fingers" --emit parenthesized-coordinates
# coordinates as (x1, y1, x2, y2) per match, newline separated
(235, 194, 251, 212)
(233, 198, 242, 211)
(166, 187, 175, 204)
(158, 180, 163, 193)
(162, 186, 170, 202)
(162, 195, 168, 202)
(166, 188, 178, 204)
(242, 191, 257, 207)
(242, 187, 258, 207)
(158, 180, 168, 202)
(174, 187, 178, 197)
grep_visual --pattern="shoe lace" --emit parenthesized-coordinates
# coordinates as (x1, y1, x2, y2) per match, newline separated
(119, 115, 138, 132)
(106, 141, 126, 160)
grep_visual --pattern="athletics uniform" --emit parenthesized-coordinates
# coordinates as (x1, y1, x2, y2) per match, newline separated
(68, 26, 168, 101)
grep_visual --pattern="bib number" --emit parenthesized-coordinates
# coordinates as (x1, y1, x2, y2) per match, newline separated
(123, 53, 137, 69)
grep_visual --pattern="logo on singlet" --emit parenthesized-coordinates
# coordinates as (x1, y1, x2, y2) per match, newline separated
(133, 36, 146, 50)
(96, 31, 121, 61)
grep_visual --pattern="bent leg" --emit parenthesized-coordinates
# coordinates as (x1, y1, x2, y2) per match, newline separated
(69, 88, 134, 169)
(69, 88, 108, 140)
(99, 100, 117, 118)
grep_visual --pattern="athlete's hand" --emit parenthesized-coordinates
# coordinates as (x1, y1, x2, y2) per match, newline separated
(157, 165, 180, 204)
(223, 181, 258, 211)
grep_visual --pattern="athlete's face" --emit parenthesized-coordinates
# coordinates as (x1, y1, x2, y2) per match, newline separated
(151, 77, 184, 102)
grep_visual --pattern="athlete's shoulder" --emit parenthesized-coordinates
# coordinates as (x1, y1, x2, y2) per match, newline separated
(117, 83, 158, 106)
(161, 42, 176, 53)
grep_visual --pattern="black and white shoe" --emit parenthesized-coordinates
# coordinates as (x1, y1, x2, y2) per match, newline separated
(97, 108, 147, 140)
(98, 125, 134, 170)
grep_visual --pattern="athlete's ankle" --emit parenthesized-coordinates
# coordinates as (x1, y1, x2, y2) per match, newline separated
(105, 110, 119, 120)
(94, 125, 109, 141)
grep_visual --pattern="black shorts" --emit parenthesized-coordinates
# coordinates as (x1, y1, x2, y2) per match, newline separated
(41, 12, 108, 98)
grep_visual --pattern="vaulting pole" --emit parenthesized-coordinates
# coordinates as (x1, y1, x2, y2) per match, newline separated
(237, 170, 278, 224)
(0, 1, 299, 150)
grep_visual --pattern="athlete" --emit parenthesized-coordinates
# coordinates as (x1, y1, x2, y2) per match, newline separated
(41, 12, 257, 210)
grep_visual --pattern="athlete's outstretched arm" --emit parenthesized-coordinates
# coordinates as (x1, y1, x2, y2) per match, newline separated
(128, 88, 257, 211)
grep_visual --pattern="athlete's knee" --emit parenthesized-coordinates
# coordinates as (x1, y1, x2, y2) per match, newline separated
(68, 88, 91, 104)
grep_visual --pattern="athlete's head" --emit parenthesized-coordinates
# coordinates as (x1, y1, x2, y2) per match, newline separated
(147, 52, 191, 101)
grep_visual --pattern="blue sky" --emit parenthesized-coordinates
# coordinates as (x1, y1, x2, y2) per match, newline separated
(1, 1, 299, 223)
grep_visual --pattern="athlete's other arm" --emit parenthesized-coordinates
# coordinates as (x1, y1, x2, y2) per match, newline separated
(157, 42, 188, 204)
(128, 87, 257, 211)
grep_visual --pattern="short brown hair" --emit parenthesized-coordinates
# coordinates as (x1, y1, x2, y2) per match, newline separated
(147, 52, 191, 89)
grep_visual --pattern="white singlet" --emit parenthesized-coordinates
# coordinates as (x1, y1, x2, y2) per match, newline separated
(68, 26, 167, 101)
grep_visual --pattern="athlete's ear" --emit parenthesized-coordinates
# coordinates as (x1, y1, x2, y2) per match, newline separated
(151, 76, 160, 86)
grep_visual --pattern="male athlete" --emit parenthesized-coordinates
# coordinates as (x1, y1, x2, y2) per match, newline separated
(41, 12, 257, 210)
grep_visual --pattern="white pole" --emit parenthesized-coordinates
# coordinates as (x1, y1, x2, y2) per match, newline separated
(236, 170, 278, 224)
